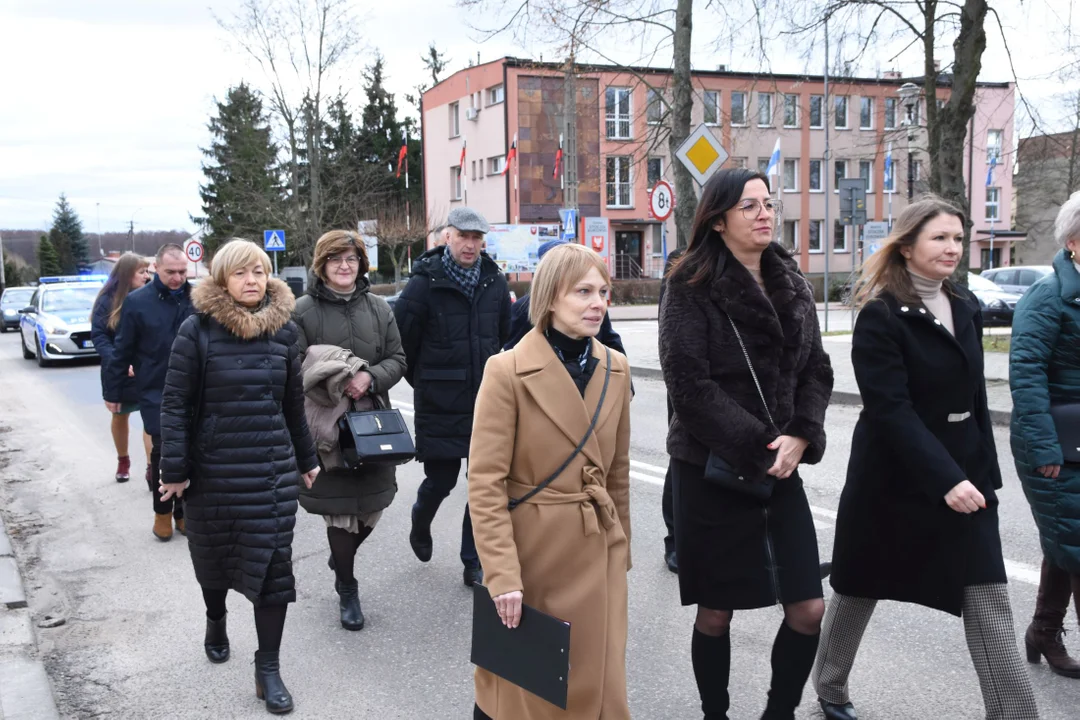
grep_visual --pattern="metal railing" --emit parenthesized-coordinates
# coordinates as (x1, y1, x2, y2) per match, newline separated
(613, 253, 643, 280)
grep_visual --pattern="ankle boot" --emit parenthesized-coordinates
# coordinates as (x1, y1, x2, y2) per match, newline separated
(335, 579, 365, 631)
(115, 456, 131, 483)
(692, 627, 730, 719)
(762, 623, 820, 719)
(254, 650, 294, 714)
(409, 505, 434, 562)
(204, 613, 229, 664)
(153, 513, 173, 541)
(1025, 622, 1080, 678)
(175, 517, 186, 536)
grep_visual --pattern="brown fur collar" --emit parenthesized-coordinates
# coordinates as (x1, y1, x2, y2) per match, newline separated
(191, 277, 296, 339)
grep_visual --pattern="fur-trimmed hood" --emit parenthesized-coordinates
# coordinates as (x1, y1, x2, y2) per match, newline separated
(192, 277, 296, 340)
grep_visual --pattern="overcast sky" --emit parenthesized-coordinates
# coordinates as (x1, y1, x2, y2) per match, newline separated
(0, 0, 1075, 235)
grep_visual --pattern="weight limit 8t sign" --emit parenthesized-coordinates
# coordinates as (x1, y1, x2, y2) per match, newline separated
(649, 180, 675, 222)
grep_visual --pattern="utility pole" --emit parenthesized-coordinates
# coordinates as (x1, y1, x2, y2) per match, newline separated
(128, 221, 135, 252)
(0, 230, 6, 290)
(563, 55, 579, 213)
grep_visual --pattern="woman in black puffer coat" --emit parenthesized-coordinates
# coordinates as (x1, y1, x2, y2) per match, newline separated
(160, 239, 318, 716)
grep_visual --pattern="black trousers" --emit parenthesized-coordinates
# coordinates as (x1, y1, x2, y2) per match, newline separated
(413, 458, 478, 568)
(662, 394, 675, 552)
(150, 434, 183, 518)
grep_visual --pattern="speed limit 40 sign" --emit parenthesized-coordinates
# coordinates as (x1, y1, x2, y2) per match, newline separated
(184, 240, 204, 264)
(649, 180, 675, 221)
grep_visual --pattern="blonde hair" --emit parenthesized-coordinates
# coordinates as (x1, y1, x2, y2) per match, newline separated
(312, 230, 370, 282)
(853, 194, 965, 307)
(529, 244, 612, 332)
(210, 239, 272, 286)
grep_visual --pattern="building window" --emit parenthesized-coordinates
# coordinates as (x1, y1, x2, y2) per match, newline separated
(451, 166, 462, 200)
(809, 159, 823, 192)
(703, 90, 720, 125)
(487, 84, 505, 106)
(731, 91, 747, 125)
(647, 157, 663, 187)
(986, 186, 1001, 220)
(859, 160, 874, 192)
(471, 160, 477, 181)
(808, 220, 823, 252)
(834, 96, 849, 129)
(758, 92, 773, 127)
(987, 129, 1003, 163)
(783, 158, 798, 192)
(758, 157, 771, 176)
(860, 97, 874, 129)
(606, 156, 632, 208)
(605, 87, 632, 140)
(810, 95, 824, 129)
(449, 102, 460, 138)
(834, 220, 849, 252)
(907, 101, 921, 126)
(731, 157, 748, 169)
(488, 156, 505, 175)
(885, 97, 897, 129)
(783, 220, 799, 252)
(647, 89, 664, 125)
(834, 159, 848, 191)
(884, 158, 896, 193)
(783, 94, 799, 127)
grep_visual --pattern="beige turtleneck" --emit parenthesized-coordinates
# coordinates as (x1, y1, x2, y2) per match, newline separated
(908, 270, 955, 336)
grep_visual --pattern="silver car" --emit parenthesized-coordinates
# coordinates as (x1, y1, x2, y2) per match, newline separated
(19, 278, 105, 367)
(1, 286, 34, 332)
(979, 266, 1052, 296)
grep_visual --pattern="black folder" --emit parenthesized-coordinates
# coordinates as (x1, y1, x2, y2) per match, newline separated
(470, 584, 571, 710)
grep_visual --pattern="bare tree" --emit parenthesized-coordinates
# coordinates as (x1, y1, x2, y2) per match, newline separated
(372, 204, 433, 284)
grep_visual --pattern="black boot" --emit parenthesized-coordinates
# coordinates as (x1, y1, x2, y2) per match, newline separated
(336, 579, 365, 631)
(409, 504, 434, 562)
(254, 650, 294, 714)
(761, 623, 820, 719)
(692, 627, 730, 719)
(204, 613, 229, 664)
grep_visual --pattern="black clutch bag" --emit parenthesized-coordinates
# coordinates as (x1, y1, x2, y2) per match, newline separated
(337, 396, 416, 467)
(1049, 403, 1080, 464)
(703, 315, 777, 501)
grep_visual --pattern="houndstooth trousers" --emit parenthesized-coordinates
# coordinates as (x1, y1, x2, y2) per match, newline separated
(813, 584, 1039, 719)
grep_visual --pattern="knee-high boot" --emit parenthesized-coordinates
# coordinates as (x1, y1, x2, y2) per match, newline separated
(692, 627, 730, 719)
(762, 623, 819, 719)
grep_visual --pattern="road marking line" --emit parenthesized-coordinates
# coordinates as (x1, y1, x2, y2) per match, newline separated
(630, 470, 664, 486)
(630, 459, 668, 475)
(1004, 559, 1041, 586)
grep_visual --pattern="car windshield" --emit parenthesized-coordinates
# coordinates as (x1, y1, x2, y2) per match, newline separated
(1, 289, 33, 308)
(968, 273, 1004, 292)
(42, 287, 99, 313)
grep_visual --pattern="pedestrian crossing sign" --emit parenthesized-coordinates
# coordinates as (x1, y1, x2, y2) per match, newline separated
(263, 230, 286, 252)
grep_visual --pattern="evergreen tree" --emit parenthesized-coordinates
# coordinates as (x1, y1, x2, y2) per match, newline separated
(50, 194, 88, 269)
(193, 83, 283, 256)
(320, 95, 364, 230)
(358, 54, 403, 170)
(37, 234, 62, 276)
(3, 260, 19, 288)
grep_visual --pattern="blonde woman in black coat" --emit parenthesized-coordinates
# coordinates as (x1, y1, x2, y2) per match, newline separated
(659, 168, 833, 720)
(160, 239, 319, 715)
(812, 196, 1037, 720)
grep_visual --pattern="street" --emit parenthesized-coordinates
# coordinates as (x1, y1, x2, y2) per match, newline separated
(1, 330, 1079, 719)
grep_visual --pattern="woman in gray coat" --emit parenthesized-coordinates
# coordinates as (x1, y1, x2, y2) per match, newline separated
(293, 230, 406, 631)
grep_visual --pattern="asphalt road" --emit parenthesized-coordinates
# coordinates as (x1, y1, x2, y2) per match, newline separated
(0, 331, 1078, 719)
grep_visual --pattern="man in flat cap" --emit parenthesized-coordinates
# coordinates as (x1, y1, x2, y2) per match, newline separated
(393, 207, 511, 588)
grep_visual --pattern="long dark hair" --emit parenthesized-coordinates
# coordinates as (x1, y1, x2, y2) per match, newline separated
(668, 168, 771, 286)
(97, 252, 149, 330)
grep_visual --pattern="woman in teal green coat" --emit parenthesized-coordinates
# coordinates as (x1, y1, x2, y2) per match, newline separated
(1010, 191, 1080, 679)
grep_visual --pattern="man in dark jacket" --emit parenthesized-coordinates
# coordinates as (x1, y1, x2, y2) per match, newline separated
(394, 207, 511, 587)
(103, 244, 194, 541)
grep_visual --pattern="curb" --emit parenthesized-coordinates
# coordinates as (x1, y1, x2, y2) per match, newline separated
(629, 366, 1012, 427)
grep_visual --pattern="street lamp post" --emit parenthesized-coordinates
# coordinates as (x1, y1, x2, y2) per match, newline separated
(898, 83, 920, 201)
(129, 208, 144, 252)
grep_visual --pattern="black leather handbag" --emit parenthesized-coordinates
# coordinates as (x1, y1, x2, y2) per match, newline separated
(338, 396, 416, 467)
(703, 315, 776, 501)
(1049, 403, 1080, 464)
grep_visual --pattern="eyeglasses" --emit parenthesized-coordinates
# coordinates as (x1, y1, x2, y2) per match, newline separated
(327, 255, 360, 267)
(736, 199, 784, 220)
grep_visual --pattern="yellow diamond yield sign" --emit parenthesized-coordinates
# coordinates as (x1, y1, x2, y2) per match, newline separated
(675, 124, 729, 185)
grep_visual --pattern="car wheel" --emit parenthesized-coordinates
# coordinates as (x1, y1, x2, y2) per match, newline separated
(21, 331, 34, 359)
(0, 325, 7, 334)
(35, 335, 51, 368)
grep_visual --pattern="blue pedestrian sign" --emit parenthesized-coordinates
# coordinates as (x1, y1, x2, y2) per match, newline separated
(558, 208, 577, 241)
(263, 230, 286, 252)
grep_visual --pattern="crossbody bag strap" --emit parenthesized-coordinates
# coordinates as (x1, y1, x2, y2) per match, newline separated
(725, 315, 775, 427)
(508, 345, 612, 511)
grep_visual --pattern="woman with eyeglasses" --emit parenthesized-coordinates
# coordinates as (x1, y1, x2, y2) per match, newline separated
(292, 230, 406, 631)
(659, 168, 833, 719)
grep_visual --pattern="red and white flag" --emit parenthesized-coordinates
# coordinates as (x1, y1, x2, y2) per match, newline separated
(502, 133, 517, 176)
(553, 134, 564, 179)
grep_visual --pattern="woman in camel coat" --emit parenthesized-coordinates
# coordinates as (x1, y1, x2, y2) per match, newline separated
(469, 243, 633, 720)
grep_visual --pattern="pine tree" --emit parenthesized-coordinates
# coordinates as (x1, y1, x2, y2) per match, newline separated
(358, 53, 403, 170)
(193, 83, 282, 257)
(37, 234, 63, 277)
(51, 194, 88, 270)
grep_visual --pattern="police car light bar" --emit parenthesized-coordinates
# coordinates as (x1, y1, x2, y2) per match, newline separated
(38, 275, 110, 284)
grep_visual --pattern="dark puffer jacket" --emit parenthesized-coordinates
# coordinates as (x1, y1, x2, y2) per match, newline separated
(91, 288, 138, 405)
(393, 247, 511, 460)
(160, 278, 317, 607)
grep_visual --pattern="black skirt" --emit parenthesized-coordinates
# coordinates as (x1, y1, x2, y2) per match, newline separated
(672, 459, 822, 610)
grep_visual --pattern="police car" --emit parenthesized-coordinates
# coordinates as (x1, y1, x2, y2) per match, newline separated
(18, 275, 108, 367)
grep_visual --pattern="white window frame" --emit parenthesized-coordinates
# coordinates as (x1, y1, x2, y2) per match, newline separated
(987, 129, 1003, 163)
(783, 219, 800, 252)
(859, 160, 874, 192)
(449, 102, 460, 138)
(605, 87, 633, 140)
(884, 97, 897, 130)
(647, 89, 664, 125)
(703, 90, 720, 126)
(487, 156, 505, 175)
(808, 219, 824, 253)
(834, 96, 849, 129)
(487, 84, 505, 106)
(783, 158, 799, 192)
(833, 220, 850, 253)
(606, 155, 633, 208)
(730, 91, 748, 126)
(834, 159, 848, 193)
(757, 92, 773, 127)
(809, 159, 823, 192)
(647, 157, 664, 187)
(809, 95, 824, 129)
(986, 186, 1001, 220)
(783, 94, 799, 128)
(757, 157, 771, 176)
(451, 166, 462, 200)
(860, 97, 874, 130)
